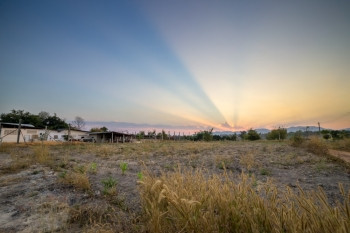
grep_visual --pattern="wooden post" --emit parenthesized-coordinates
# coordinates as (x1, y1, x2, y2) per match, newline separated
(318, 122, 321, 133)
(68, 124, 71, 142)
(17, 119, 22, 144)
(112, 132, 114, 143)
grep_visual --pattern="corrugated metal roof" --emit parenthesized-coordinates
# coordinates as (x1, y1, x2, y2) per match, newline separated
(88, 131, 131, 136)
(0, 122, 35, 128)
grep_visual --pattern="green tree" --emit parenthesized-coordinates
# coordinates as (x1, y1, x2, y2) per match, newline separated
(137, 131, 145, 140)
(0, 110, 68, 130)
(266, 128, 287, 140)
(246, 129, 260, 141)
(90, 126, 108, 132)
(240, 131, 247, 140)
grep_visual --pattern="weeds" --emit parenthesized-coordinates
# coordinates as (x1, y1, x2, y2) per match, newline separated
(120, 162, 128, 175)
(260, 168, 271, 176)
(102, 177, 117, 195)
(90, 162, 97, 174)
(240, 152, 256, 172)
(137, 172, 143, 180)
(33, 145, 50, 164)
(59, 171, 91, 191)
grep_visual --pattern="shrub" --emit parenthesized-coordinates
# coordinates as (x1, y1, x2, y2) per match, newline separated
(306, 136, 329, 155)
(291, 131, 304, 146)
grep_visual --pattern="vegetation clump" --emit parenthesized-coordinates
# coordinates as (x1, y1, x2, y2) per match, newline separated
(306, 136, 329, 155)
(291, 131, 304, 146)
(102, 177, 117, 195)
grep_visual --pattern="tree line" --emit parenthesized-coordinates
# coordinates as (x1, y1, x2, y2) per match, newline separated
(0, 109, 86, 130)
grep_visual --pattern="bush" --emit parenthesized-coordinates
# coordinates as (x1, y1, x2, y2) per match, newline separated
(194, 128, 213, 141)
(291, 131, 304, 146)
(306, 137, 328, 155)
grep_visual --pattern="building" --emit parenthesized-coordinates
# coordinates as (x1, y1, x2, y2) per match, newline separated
(0, 122, 89, 143)
(47, 129, 89, 141)
(0, 122, 46, 143)
(88, 131, 133, 143)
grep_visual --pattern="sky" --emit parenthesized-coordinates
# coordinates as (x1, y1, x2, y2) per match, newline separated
(0, 0, 349, 132)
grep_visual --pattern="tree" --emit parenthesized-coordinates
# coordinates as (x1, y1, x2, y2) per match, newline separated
(137, 131, 145, 140)
(72, 116, 85, 130)
(240, 131, 247, 140)
(147, 130, 156, 139)
(90, 126, 108, 132)
(266, 128, 287, 140)
(246, 129, 260, 141)
(194, 128, 213, 141)
(0, 109, 68, 130)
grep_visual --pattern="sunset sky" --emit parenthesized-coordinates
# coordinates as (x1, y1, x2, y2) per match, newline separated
(1, 0, 349, 131)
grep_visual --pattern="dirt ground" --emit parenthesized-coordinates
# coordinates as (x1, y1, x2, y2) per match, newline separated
(0, 141, 349, 232)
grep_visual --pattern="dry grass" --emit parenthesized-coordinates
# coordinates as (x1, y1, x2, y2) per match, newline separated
(328, 138, 350, 152)
(306, 136, 329, 155)
(240, 152, 256, 172)
(33, 144, 50, 164)
(59, 171, 91, 191)
(138, 168, 350, 233)
(0, 150, 32, 174)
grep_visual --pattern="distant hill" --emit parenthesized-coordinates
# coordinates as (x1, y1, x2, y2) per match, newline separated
(213, 126, 326, 135)
(255, 128, 270, 134)
(286, 126, 322, 133)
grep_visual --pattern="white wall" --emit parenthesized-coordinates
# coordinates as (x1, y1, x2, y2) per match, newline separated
(0, 128, 46, 143)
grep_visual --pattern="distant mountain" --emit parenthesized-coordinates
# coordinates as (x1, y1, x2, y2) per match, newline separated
(255, 128, 270, 134)
(213, 131, 237, 136)
(286, 126, 322, 133)
(213, 128, 270, 135)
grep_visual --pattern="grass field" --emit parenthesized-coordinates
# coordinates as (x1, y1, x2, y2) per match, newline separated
(0, 139, 349, 232)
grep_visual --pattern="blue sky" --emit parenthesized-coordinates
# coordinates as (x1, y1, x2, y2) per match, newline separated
(1, 0, 349, 131)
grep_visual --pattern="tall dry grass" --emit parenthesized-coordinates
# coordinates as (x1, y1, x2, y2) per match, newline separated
(138, 168, 350, 233)
(306, 136, 329, 155)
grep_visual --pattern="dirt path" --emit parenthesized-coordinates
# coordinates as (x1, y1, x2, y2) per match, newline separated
(329, 149, 350, 163)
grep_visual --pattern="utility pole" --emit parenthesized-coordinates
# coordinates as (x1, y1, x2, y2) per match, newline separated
(318, 122, 321, 134)
(17, 119, 22, 144)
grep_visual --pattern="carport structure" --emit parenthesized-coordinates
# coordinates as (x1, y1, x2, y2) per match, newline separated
(88, 131, 132, 143)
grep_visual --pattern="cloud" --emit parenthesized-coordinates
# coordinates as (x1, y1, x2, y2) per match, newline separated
(220, 122, 234, 129)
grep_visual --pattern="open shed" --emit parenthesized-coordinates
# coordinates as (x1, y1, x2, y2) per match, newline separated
(88, 131, 132, 143)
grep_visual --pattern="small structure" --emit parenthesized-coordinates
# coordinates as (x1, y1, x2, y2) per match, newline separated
(0, 122, 46, 143)
(47, 129, 89, 141)
(88, 131, 132, 143)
